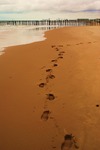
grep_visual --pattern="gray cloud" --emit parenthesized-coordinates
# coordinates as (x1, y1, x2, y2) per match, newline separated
(0, 0, 100, 19)
(0, 0, 16, 5)
(0, 0, 100, 13)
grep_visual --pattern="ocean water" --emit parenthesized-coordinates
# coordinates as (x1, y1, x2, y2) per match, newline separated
(0, 25, 58, 56)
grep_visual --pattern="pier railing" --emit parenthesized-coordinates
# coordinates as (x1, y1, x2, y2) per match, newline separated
(0, 19, 100, 26)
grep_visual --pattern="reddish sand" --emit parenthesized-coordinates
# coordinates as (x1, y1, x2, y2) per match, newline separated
(0, 26, 100, 150)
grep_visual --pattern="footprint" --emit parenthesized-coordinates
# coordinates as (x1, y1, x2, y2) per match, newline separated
(55, 48, 59, 51)
(41, 110, 51, 121)
(61, 134, 79, 150)
(46, 74, 55, 83)
(47, 74, 55, 79)
(61, 134, 73, 150)
(46, 93, 55, 100)
(46, 69, 52, 72)
(51, 45, 56, 48)
(58, 56, 63, 59)
(51, 59, 57, 63)
(39, 83, 46, 88)
(58, 53, 63, 56)
(53, 64, 58, 67)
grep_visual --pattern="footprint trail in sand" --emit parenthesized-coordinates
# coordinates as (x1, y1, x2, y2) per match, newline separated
(37, 41, 96, 149)
(38, 44, 66, 149)
(37, 44, 80, 149)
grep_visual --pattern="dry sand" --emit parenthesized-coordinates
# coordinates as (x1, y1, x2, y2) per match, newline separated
(0, 26, 100, 150)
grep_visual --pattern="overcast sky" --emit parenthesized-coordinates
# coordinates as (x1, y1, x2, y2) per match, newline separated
(0, 0, 100, 20)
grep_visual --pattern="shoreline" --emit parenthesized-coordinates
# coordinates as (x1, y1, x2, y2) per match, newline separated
(0, 26, 46, 56)
(0, 25, 93, 56)
(0, 25, 61, 56)
(0, 26, 100, 150)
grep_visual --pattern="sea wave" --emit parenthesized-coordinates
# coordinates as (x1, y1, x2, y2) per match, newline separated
(0, 25, 57, 56)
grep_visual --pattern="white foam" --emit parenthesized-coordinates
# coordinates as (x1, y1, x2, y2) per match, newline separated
(0, 25, 55, 56)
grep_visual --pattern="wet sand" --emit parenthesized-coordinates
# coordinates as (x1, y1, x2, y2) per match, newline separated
(0, 26, 100, 150)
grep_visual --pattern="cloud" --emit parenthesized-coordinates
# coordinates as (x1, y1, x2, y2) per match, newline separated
(0, 0, 16, 5)
(0, 0, 100, 19)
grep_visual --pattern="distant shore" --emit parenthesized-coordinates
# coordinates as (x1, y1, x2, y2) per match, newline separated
(0, 26, 100, 150)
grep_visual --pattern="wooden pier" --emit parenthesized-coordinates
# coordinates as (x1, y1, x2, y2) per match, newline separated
(0, 19, 100, 26)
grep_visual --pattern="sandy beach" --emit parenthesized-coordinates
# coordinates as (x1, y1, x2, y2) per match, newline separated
(0, 26, 100, 150)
